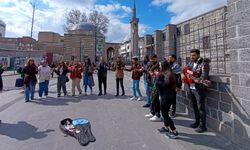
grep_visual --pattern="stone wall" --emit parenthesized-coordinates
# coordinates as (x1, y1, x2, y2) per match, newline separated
(176, 1, 250, 149)
(176, 6, 228, 74)
(227, 0, 250, 148)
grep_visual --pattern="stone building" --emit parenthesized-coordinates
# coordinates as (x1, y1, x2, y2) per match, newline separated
(34, 32, 64, 56)
(0, 36, 36, 50)
(0, 19, 6, 37)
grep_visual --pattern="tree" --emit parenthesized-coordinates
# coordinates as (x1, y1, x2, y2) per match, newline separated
(64, 9, 109, 34)
(64, 9, 87, 32)
(89, 11, 109, 34)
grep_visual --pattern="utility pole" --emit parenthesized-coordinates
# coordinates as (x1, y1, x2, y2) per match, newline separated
(30, 0, 36, 51)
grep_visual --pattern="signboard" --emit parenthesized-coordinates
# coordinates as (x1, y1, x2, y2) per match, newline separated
(96, 38, 104, 56)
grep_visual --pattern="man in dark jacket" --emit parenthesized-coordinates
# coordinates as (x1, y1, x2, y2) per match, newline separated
(182, 49, 210, 133)
(97, 56, 108, 96)
(0, 64, 7, 92)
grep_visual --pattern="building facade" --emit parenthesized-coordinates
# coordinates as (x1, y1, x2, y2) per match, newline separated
(0, 36, 36, 51)
(63, 22, 105, 62)
(0, 19, 6, 37)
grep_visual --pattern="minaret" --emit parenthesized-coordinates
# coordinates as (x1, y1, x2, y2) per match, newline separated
(130, 0, 139, 58)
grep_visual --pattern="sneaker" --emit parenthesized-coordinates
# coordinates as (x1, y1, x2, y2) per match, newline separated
(121, 92, 125, 96)
(98, 93, 102, 96)
(44, 95, 48, 98)
(25, 100, 29, 103)
(130, 97, 137, 101)
(195, 126, 207, 133)
(149, 116, 162, 122)
(57, 94, 61, 98)
(143, 104, 150, 108)
(190, 122, 200, 128)
(137, 97, 143, 101)
(166, 131, 178, 139)
(158, 127, 169, 133)
(38, 97, 42, 100)
(145, 113, 154, 118)
(72, 94, 75, 97)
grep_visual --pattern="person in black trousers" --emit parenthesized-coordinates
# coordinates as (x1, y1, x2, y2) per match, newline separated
(157, 60, 178, 139)
(112, 56, 125, 97)
(182, 49, 210, 133)
(0, 64, 7, 92)
(54, 61, 69, 97)
(97, 56, 108, 96)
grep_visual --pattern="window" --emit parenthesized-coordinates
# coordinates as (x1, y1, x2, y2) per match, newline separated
(203, 36, 210, 49)
(162, 33, 166, 41)
(184, 23, 190, 35)
(177, 27, 181, 37)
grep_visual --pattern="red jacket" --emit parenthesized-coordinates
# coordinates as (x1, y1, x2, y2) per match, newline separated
(69, 63, 83, 79)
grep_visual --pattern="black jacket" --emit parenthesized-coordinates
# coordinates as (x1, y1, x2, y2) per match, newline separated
(97, 62, 108, 77)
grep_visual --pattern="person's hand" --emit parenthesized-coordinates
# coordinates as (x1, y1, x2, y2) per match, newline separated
(2, 64, 8, 70)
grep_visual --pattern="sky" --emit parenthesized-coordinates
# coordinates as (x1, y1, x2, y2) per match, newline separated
(0, 0, 227, 43)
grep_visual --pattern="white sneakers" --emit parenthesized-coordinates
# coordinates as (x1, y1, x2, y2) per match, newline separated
(145, 113, 162, 122)
(145, 113, 154, 118)
(130, 97, 137, 101)
(137, 97, 143, 101)
(130, 96, 143, 101)
(149, 116, 162, 122)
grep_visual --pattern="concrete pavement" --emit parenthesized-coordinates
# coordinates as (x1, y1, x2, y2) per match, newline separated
(0, 71, 239, 150)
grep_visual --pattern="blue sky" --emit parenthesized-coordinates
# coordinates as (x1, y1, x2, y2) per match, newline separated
(0, 0, 227, 42)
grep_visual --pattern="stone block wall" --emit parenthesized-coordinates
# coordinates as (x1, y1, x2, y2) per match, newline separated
(177, 1, 250, 149)
(227, 0, 250, 148)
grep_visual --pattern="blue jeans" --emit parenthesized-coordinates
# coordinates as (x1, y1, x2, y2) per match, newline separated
(39, 80, 49, 97)
(25, 81, 35, 101)
(144, 79, 151, 105)
(83, 75, 92, 93)
(132, 80, 142, 97)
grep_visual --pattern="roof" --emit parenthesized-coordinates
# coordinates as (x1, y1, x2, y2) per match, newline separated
(77, 22, 96, 31)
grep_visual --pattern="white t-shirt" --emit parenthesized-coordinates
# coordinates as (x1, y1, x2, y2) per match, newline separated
(38, 65, 51, 83)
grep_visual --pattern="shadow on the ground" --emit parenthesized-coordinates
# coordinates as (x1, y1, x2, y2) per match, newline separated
(29, 96, 81, 106)
(173, 119, 239, 150)
(78, 93, 131, 100)
(0, 121, 54, 140)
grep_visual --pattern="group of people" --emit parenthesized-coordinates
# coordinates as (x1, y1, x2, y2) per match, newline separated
(1, 48, 210, 138)
(111, 49, 210, 139)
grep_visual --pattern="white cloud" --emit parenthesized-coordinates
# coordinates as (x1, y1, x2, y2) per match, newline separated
(151, 0, 227, 24)
(0, 0, 150, 43)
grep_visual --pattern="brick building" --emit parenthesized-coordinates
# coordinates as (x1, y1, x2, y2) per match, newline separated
(0, 36, 36, 50)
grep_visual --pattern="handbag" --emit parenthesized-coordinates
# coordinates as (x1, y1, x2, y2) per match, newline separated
(15, 78, 24, 87)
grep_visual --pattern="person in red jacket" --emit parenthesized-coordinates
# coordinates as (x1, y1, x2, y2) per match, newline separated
(125, 57, 143, 101)
(69, 60, 83, 96)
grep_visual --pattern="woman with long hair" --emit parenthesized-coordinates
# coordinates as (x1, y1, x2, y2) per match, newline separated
(112, 56, 125, 96)
(83, 58, 94, 95)
(157, 60, 178, 139)
(22, 58, 38, 102)
(54, 61, 69, 97)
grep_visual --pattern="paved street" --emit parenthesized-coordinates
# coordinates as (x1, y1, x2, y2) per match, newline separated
(0, 71, 239, 150)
